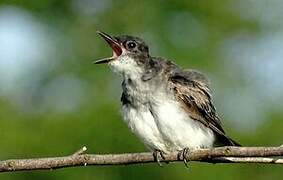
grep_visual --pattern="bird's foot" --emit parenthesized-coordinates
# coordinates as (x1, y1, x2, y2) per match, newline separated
(153, 149, 166, 167)
(178, 148, 191, 168)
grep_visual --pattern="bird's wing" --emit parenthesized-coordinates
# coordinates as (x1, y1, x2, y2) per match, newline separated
(168, 69, 240, 146)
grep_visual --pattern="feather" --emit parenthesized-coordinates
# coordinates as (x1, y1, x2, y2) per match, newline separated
(168, 68, 241, 146)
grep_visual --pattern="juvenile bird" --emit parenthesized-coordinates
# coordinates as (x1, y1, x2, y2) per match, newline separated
(94, 31, 240, 165)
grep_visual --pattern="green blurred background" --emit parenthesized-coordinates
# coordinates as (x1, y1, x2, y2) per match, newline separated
(0, 0, 282, 179)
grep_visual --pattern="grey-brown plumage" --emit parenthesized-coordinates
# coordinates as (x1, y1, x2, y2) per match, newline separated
(126, 56, 240, 147)
(95, 31, 240, 156)
(167, 63, 240, 146)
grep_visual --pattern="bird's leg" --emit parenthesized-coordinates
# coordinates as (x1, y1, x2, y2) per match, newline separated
(153, 149, 166, 167)
(178, 148, 191, 168)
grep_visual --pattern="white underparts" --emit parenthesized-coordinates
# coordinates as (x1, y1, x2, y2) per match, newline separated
(110, 55, 215, 152)
(122, 94, 215, 153)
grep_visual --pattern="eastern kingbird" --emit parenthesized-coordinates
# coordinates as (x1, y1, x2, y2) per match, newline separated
(94, 31, 240, 165)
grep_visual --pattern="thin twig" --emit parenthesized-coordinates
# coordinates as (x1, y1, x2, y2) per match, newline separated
(72, 146, 87, 156)
(210, 157, 283, 164)
(0, 146, 282, 173)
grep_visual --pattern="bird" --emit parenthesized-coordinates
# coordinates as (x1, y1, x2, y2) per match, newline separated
(94, 31, 240, 166)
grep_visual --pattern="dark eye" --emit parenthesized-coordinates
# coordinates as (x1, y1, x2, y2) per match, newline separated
(127, 41, 136, 49)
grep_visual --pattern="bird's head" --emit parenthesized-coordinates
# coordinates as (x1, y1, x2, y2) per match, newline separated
(94, 31, 150, 78)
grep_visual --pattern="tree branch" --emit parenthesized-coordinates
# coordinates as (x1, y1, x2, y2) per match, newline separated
(0, 146, 282, 173)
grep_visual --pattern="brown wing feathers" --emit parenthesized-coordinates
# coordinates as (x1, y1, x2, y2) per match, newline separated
(169, 70, 241, 146)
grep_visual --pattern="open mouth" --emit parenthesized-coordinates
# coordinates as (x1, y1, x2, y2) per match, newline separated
(94, 31, 122, 64)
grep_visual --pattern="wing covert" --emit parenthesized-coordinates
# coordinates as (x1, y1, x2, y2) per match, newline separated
(169, 69, 240, 146)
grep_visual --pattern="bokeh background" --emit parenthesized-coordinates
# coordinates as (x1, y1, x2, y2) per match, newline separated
(0, 0, 282, 179)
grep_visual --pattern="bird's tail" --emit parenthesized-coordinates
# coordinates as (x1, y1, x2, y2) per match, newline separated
(216, 134, 241, 146)
(227, 137, 241, 146)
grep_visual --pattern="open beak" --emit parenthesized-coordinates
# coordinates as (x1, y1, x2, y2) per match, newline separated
(94, 31, 123, 64)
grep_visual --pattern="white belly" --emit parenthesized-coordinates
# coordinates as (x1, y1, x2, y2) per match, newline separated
(122, 99, 215, 152)
(122, 105, 167, 151)
(152, 100, 215, 151)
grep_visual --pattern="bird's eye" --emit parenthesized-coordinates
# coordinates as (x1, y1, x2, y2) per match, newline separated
(127, 41, 136, 49)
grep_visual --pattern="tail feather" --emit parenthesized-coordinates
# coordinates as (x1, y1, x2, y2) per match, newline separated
(216, 134, 241, 147)
(228, 137, 241, 146)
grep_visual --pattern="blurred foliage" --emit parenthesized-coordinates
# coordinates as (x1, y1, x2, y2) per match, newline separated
(0, 0, 282, 179)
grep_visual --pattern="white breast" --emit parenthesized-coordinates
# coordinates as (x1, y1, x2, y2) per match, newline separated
(122, 105, 167, 151)
(151, 98, 215, 151)
(122, 93, 215, 153)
